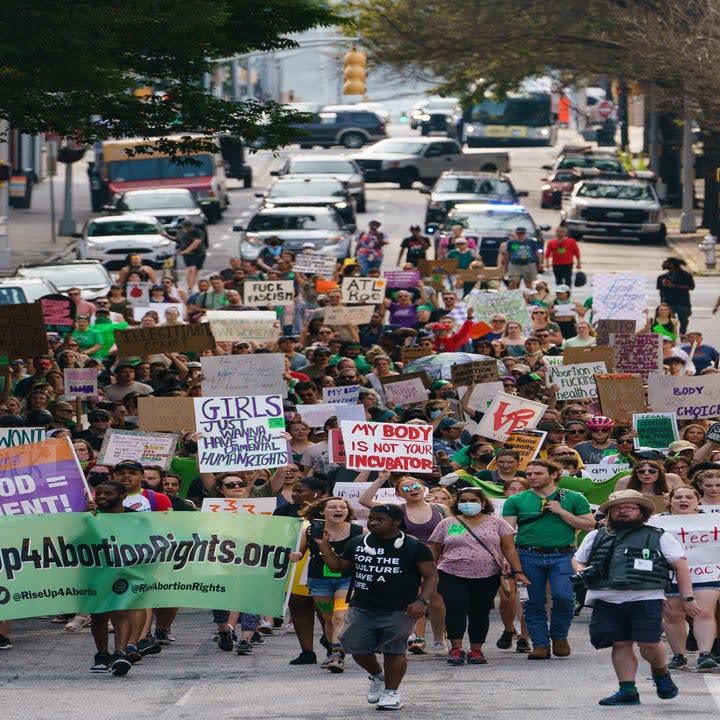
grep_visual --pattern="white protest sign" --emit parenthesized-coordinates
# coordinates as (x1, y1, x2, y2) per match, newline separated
(647, 372, 720, 420)
(132, 303, 185, 322)
(200, 497, 277, 515)
(341, 277, 386, 304)
(547, 361, 606, 400)
(333, 403, 366, 424)
(96, 429, 179, 469)
(324, 305, 375, 325)
(475, 392, 547, 443)
(585, 463, 630, 483)
(242, 280, 294, 307)
(0, 427, 44, 448)
(464, 289, 531, 329)
(63, 368, 98, 398)
(126, 282, 151, 307)
(206, 310, 279, 343)
(201, 353, 287, 397)
(468, 381, 503, 411)
(543, 355, 564, 386)
(592, 273, 646, 325)
(322, 385, 361, 404)
(194, 395, 288, 472)
(298, 402, 363, 428)
(340, 420, 434, 473)
(333, 482, 402, 524)
(293, 253, 337, 278)
(383, 376, 428, 406)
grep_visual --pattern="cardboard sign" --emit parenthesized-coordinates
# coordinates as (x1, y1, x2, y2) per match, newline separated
(205, 310, 279, 344)
(585, 463, 630, 483)
(293, 253, 337, 278)
(547, 361, 607, 400)
(381, 373, 429, 406)
(323, 305, 375, 325)
(322, 385, 361, 404)
(0, 427, 44, 449)
(132, 303, 185, 322)
(327, 427, 347, 464)
(341, 277, 386, 304)
(39, 294, 76, 334)
(489, 430, 546, 471)
(0, 303, 49, 359)
(201, 353, 287, 397)
(595, 373, 646, 424)
(418, 258, 459, 279)
(596, 319, 636, 346)
(114, 323, 215, 356)
(340, 420, 434, 473)
(464, 289, 531, 329)
(475, 392, 547, 443)
(194, 395, 288, 472)
(563, 345, 615, 371)
(63, 368, 98, 398)
(243, 280, 294, 307)
(126, 282, 151, 306)
(706, 422, 720, 444)
(593, 273, 647, 325)
(632, 413, 679, 450)
(647, 372, 720, 420)
(137, 396, 197, 432)
(384, 270, 420, 288)
(97, 429, 179, 469)
(451, 359, 499, 387)
(400, 345, 435, 363)
(611, 333, 662, 381)
(200, 497, 276, 516)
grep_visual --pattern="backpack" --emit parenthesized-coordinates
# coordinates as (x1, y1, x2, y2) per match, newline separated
(509, 240, 534, 264)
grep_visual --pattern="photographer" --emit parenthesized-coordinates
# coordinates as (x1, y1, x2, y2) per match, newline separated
(572, 489, 700, 706)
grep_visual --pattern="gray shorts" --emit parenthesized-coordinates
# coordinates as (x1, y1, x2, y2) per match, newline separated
(339, 606, 414, 655)
(508, 262, 538, 283)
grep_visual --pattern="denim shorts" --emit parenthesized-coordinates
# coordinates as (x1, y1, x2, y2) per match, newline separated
(666, 580, 720, 597)
(307, 576, 352, 597)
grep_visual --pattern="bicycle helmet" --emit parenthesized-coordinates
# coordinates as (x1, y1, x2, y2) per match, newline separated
(586, 415, 615, 430)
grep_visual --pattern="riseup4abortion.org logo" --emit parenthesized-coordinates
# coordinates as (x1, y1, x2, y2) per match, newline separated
(112, 579, 129, 595)
(0, 586, 10, 605)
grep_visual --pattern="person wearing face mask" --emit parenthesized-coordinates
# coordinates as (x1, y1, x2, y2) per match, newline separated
(450, 442, 497, 484)
(257, 235, 285, 273)
(429, 488, 528, 666)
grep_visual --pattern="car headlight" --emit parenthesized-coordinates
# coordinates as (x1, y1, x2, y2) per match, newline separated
(158, 239, 175, 248)
(420, 114, 430, 121)
(465, 125, 475, 134)
(264, 202, 276, 208)
(647, 211, 659, 222)
(334, 202, 348, 209)
(244, 233, 263, 245)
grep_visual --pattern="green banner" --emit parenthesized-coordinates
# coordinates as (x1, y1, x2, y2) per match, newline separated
(0, 512, 301, 620)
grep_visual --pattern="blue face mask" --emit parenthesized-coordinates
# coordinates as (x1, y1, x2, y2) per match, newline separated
(457, 502, 483, 517)
(429, 409, 442, 419)
(268, 245, 282, 256)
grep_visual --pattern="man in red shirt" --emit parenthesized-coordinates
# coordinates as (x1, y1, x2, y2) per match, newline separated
(544, 226, 581, 286)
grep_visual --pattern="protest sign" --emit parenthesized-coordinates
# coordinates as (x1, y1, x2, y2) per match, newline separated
(342, 277, 386, 304)
(596, 319, 636, 346)
(137, 396, 196, 432)
(381, 372, 430, 406)
(475, 392, 547, 443)
(323, 304, 375, 325)
(451, 359, 499, 387)
(114, 323, 215, 356)
(543, 355, 564, 384)
(201, 497, 276, 516)
(706, 422, 720, 444)
(464, 289, 531, 329)
(205, 310, 279, 344)
(125, 282, 151, 306)
(487, 430, 546, 471)
(194, 395, 288, 472)
(593, 273, 646, 325)
(585, 463, 630, 483)
(322, 385, 361, 404)
(595, 373, 646, 424)
(97, 429, 179, 469)
(333, 403, 366, 424)
(417, 258, 459, 279)
(328, 428, 347, 464)
(563, 345, 615, 371)
(0, 511, 300, 619)
(0, 427, 44, 449)
(63, 368, 98, 398)
(132, 303, 185, 322)
(334, 482, 401, 524)
(201, 353, 287, 397)
(341, 420, 434, 473)
(647, 372, 720, 420)
(0, 437, 88, 515)
(384, 270, 420, 288)
(39, 294, 75, 334)
(297, 402, 364, 428)
(546, 361, 606, 400)
(0, 303, 49, 358)
(243, 280, 294, 307)
(611, 333, 662, 381)
(400, 345, 434, 363)
(292, 253, 337, 278)
(468, 381, 503, 412)
(632, 412, 678, 449)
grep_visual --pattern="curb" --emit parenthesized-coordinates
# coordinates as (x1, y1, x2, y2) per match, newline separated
(666, 234, 720, 277)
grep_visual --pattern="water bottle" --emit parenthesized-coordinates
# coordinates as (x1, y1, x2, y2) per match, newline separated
(516, 581, 529, 605)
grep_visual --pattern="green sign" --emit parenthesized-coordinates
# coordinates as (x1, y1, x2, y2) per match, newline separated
(0, 512, 300, 620)
(633, 412, 678, 450)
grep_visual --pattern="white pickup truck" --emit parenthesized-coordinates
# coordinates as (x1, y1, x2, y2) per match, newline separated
(351, 137, 510, 189)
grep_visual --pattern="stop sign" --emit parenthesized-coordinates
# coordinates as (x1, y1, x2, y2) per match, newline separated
(596, 100, 614, 119)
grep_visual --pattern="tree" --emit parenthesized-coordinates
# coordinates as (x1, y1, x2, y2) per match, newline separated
(0, 0, 346, 153)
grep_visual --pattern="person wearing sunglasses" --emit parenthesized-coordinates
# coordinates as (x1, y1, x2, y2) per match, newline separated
(598, 428, 642, 466)
(613, 460, 682, 501)
(528, 307, 563, 347)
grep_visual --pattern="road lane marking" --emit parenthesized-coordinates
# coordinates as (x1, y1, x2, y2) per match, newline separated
(175, 682, 197, 706)
(704, 675, 720, 709)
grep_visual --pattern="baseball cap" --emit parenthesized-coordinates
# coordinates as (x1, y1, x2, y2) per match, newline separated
(113, 460, 144, 472)
(302, 242, 315, 249)
(437, 417, 466, 431)
(430, 379, 451, 390)
(430, 322, 450, 332)
(555, 284, 571, 293)
(537, 420, 566, 432)
(279, 335, 297, 343)
(517, 372, 542, 386)
(667, 440, 696, 454)
(88, 410, 111, 421)
(186, 361, 202, 369)
(370, 503, 405, 528)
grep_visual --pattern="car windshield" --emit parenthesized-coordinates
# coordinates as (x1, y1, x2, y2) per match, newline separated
(365, 140, 425, 155)
(106, 155, 213, 182)
(576, 183, 654, 200)
(247, 214, 339, 232)
(425, 100, 458, 111)
(0, 287, 29, 304)
(435, 177, 513, 197)
(122, 192, 196, 210)
(287, 160, 355, 174)
(446, 210, 532, 234)
(557, 157, 624, 172)
(269, 181, 345, 198)
(20, 265, 108, 286)
(87, 220, 160, 237)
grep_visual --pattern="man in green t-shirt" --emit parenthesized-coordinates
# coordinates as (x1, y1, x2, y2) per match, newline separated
(502, 459, 595, 660)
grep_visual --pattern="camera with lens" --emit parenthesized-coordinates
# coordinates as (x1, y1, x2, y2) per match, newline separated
(570, 565, 604, 587)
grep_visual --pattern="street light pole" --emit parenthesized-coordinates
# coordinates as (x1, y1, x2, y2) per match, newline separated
(680, 98, 697, 233)
(58, 160, 76, 236)
(0, 119, 11, 269)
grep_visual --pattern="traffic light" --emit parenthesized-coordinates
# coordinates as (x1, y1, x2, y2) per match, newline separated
(343, 46, 367, 96)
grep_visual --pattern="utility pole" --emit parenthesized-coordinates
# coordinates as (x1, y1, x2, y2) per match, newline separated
(0, 119, 11, 269)
(58, 160, 76, 236)
(679, 98, 697, 233)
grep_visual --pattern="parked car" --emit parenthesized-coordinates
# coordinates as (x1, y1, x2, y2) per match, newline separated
(294, 106, 387, 149)
(272, 155, 367, 213)
(257, 177, 356, 229)
(73, 214, 177, 270)
(418, 98, 460, 136)
(0, 276, 59, 304)
(234, 206, 352, 261)
(421, 171, 527, 228)
(14, 260, 113, 300)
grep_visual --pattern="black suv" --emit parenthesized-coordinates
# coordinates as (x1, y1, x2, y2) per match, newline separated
(295, 106, 387, 149)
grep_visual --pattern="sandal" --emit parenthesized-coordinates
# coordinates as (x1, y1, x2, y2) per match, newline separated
(64, 614, 91, 632)
(51, 614, 74, 624)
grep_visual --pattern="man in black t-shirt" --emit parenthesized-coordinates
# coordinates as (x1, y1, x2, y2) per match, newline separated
(317, 505, 437, 711)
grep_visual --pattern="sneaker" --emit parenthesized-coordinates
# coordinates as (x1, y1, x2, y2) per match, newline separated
(408, 636, 426, 654)
(668, 653, 687, 669)
(0, 635, 12, 650)
(155, 628, 175, 644)
(377, 689, 403, 710)
(598, 690, 640, 706)
(496, 629, 515, 649)
(697, 652, 719, 670)
(236, 639, 253, 655)
(250, 631, 265, 645)
(516, 638, 531, 653)
(217, 630, 235, 652)
(90, 652, 112, 673)
(653, 672, 679, 699)
(257, 620, 274, 634)
(367, 674, 385, 704)
(326, 650, 345, 673)
(110, 652, 132, 676)
(432, 640, 448, 656)
(137, 636, 162, 656)
(289, 650, 317, 665)
(125, 644, 142, 664)
(284, 622, 295, 634)
(467, 648, 487, 664)
(447, 647, 466, 666)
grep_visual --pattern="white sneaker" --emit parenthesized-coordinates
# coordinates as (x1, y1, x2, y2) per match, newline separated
(284, 623, 295, 634)
(377, 689, 403, 710)
(432, 640, 448, 656)
(367, 674, 385, 704)
(257, 620, 274, 634)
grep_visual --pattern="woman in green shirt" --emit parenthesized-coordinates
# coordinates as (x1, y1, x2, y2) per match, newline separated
(71, 316, 103, 358)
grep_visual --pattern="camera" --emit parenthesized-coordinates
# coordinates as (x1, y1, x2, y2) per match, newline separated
(570, 565, 604, 587)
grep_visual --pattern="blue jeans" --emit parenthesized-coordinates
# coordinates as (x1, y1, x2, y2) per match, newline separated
(519, 550, 575, 647)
